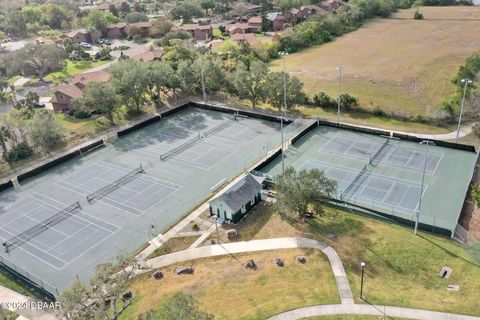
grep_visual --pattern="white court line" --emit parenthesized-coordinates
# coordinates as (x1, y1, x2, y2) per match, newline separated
(47, 223, 90, 253)
(33, 193, 120, 234)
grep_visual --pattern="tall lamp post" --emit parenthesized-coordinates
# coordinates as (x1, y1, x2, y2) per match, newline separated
(414, 140, 435, 236)
(195, 43, 208, 103)
(279, 51, 289, 119)
(456, 78, 473, 143)
(360, 261, 366, 300)
(336, 66, 344, 124)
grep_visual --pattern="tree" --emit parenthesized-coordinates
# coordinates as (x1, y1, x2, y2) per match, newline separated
(2, 10, 27, 36)
(149, 17, 173, 38)
(177, 60, 201, 94)
(16, 44, 66, 80)
(57, 254, 137, 320)
(170, 2, 204, 22)
(110, 59, 150, 114)
(147, 60, 177, 105)
(28, 110, 64, 150)
(274, 167, 337, 221)
(137, 293, 215, 320)
(37, 30, 63, 43)
(42, 3, 71, 29)
(16, 91, 40, 110)
(195, 56, 226, 93)
(119, 2, 131, 17)
(265, 72, 306, 112)
(231, 60, 268, 109)
(77, 82, 119, 125)
(0, 125, 11, 156)
(200, 0, 215, 15)
(125, 11, 148, 23)
(85, 10, 116, 32)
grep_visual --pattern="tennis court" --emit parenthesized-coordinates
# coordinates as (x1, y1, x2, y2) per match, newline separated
(0, 107, 294, 295)
(260, 125, 477, 235)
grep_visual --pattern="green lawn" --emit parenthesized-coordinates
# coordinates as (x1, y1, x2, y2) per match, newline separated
(45, 60, 110, 80)
(6, 76, 20, 86)
(213, 28, 228, 40)
(0, 270, 35, 298)
(3, 308, 19, 320)
(215, 205, 480, 316)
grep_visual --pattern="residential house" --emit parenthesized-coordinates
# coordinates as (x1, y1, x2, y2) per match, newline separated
(127, 22, 152, 36)
(65, 29, 102, 44)
(50, 70, 110, 112)
(247, 16, 262, 33)
(225, 23, 250, 35)
(178, 24, 213, 41)
(207, 39, 225, 51)
(131, 48, 164, 62)
(288, 5, 327, 22)
(242, 2, 262, 14)
(318, 0, 347, 12)
(209, 173, 263, 223)
(106, 22, 128, 39)
(266, 12, 285, 32)
(230, 33, 257, 46)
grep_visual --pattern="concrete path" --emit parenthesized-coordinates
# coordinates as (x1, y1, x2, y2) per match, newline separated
(143, 237, 354, 305)
(0, 285, 56, 320)
(268, 304, 480, 320)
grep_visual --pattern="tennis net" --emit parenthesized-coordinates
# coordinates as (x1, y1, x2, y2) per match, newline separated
(370, 139, 389, 166)
(86, 166, 144, 203)
(340, 165, 368, 200)
(160, 136, 201, 161)
(3, 201, 81, 253)
(204, 120, 231, 137)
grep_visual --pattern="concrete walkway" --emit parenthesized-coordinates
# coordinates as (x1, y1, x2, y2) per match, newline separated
(143, 237, 354, 305)
(268, 304, 480, 320)
(0, 285, 56, 320)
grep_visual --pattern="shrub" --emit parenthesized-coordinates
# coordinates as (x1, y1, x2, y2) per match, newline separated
(4, 142, 33, 163)
(372, 105, 387, 116)
(413, 10, 424, 19)
(191, 223, 199, 230)
(339, 93, 359, 110)
(133, 35, 142, 44)
(73, 109, 91, 119)
(313, 92, 336, 109)
(471, 184, 480, 207)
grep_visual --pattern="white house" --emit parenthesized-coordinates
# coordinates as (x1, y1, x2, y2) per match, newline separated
(209, 173, 263, 223)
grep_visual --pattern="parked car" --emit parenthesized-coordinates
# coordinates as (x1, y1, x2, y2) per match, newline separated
(80, 42, 92, 48)
(126, 35, 133, 41)
(96, 39, 104, 44)
(102, 39, 112, 45)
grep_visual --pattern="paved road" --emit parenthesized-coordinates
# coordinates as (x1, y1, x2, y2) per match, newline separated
(0, 285, 56, 320)
(143, 237, 354, 304)
(268, 304, 480, 320)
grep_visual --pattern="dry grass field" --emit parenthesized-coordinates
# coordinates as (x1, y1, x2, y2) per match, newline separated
(270, 6, 480, 116)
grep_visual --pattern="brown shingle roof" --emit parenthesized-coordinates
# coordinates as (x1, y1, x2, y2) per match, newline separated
(107, 22, 128, 29)
(131, 49, 165, 62)
(180, 23, 212, 31)
(230, 33, 257, 45)
(248, 16, 262, 24)
(128, 22, 152, 29)
(72, 70, 111, 86)
(52, 84, 84, 100)
(225, 23, 250, 33)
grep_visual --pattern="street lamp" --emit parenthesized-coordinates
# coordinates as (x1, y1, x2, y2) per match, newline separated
(414, 140, 435, 236)
(336, 66, 344, 125)
(360, 261, 366, 300)
(456, 78, 473, 143)
(279, 51, 289, 119)
(194, 43, 208, 103)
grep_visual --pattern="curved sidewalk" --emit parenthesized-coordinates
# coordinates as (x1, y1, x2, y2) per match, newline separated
(268, 304, 480, 320)
(144, 237, 354, 304)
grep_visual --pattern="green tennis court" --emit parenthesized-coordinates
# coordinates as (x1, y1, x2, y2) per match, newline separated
(260, 125, 477, 236)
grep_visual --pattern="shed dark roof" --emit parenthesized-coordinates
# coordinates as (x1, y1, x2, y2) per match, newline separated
(210, 173, 262, 212)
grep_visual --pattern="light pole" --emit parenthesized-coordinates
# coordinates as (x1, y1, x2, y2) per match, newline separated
(336, 66, 344, 125)
(414, 140, 435, 236)
(456, 78, 473, 143)
(201, 54, 207, 103)
(281, 118, 285, 174)
(360, 261, 366, 300)
(279, 51, 289, 119)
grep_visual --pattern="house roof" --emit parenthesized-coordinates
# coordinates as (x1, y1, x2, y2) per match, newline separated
(72, 70, 111, 86)
(65, 29, 87, 38)
(210, 173, 262, 213)
(248, 16, 262, 24)
(302, 5, 328, 14)
(128, 22, 152, 29)
(225, 23, 250, 33)
(52, 84, 84, 100)
(266, 12, 284, 21)
(207, 39, 224, 51)
(107, 22, 128, 29)
(243, 2, 261, 11)
(131, 49, 165, 62)
(230, 33, 257, 45)
(180, 23, 212, 31)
